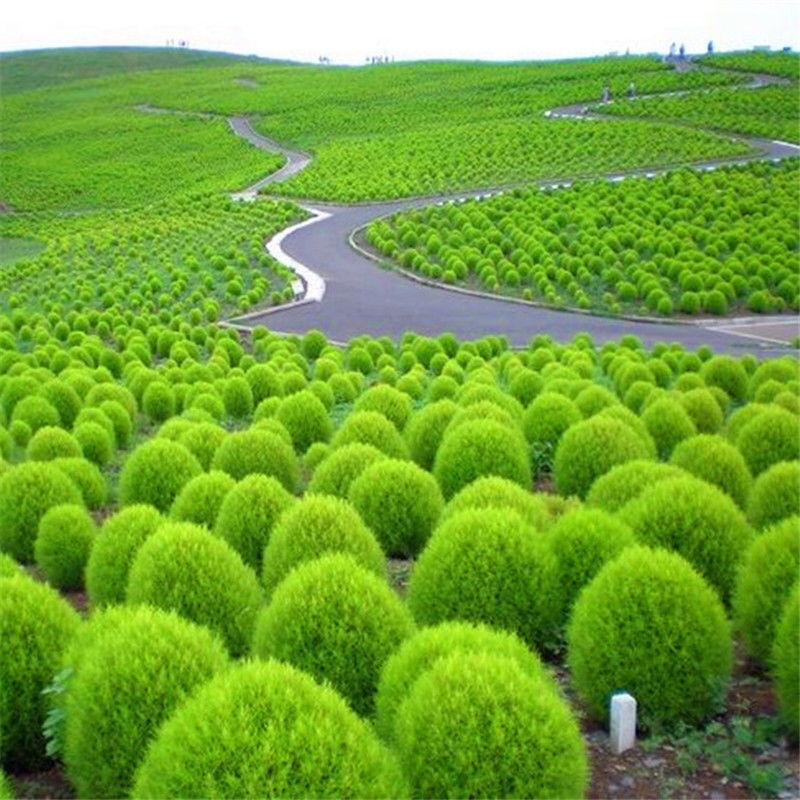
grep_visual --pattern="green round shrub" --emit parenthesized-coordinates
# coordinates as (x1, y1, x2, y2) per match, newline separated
(407, 508, 561, 652)
(0, 574, 80, 769)
(586, 459, 687, 512)
(118, 438, 202, 512)
(567, 546, 732, 731)
(73, 420, 114, 466)
(126, 522, 263, 657)
(641, 396, 697, 459)
(678, 387, 724, 433)
(403, 399, 458, 471)
(394, 652, 587, 799)
(131, 660, 408, 799)
(306, 442, 388, 498)
(0, 552, 21, 578)
(330, 410, 409, 459)
(169, 470, 236, 529)
(176, 421, 226, 470)
(0, 461, 83, 562)
(26, 425, 81, 461)
(261, 494, 385, 599)
(10, 395, 60, 433)
(275, 389, 332, 453)
(554, 415, 653, 500)
(85, 504, 164, 608)
(732, 517, 799, 664)
(303, 440, 329, 469)
(521, 391, 582, 451)
(34, 504, 96, 590)
(213, 474, 295, 573)
(433, 419, 531, 500)
(210, 428, 298, 491)
(669, 434, 753, 509)
(142, 380, 176, 423)
(252, 553, 414, 716)
(618, 475, 754, 605)
(736, 406, 800, 476)
(375, 621, 554, 744)
(772, 583, 799, 741)
(98, 399, 133, 448)
(49, 458, 105, 513)
(221, 375, 254, 419)
(9, 419, 31, 447)
(348, 459, 444, 557)
(701, 355, 748, 402)
(62, 605, 228, 799)
(747, 460, 800, 529)
(353, 384, 413, 432)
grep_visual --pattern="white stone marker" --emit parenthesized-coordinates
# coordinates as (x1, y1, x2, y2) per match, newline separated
(609, 692, 637, 754)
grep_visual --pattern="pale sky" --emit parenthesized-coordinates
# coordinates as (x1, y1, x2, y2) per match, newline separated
(1, 0, 798, 65)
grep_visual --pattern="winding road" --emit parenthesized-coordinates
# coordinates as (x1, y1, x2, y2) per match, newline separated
(222, 85, 800, 354)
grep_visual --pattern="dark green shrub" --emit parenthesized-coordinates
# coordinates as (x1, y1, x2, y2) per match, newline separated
(176, 421, 226, 470)
(348, 459, 443, 557)
(85, 504, 163, 608)
(567, 546, 732, 731)
(546, 507, 636, 625)
(554, 415, 653, 500)
(252, 553, 414, 716)
(678, 387, 724, 433)
(261, 494, 385, 598)
(142, 380, 176, 423)
(0, 770, 11, 799)
(131, 660, 408, 799)
(736, 406, 800, 476)
(375, 621, 554, 743)
(0, 574, 80, 769)
(126, 522, 262, 657)
(118, 438, 202, 512)
(394, 652, 587, 799)
(73, 420, 114, 466)
(403, 399, 458, 471)
(275, 389, 332, 453)
(306, 442, 388, 498)
(732, 517, 799, 664)
(669, 434, 753, 509)
(442, 475, 550, 530)
(26, 426, 81, 461)
(34, 504, 96, 590)
(618, 475, 753, 605)
(213, 474, 295, 573)
(747, 460, 800, 529)
(62, 605, 228, 799)
(169, 470, 236, 529)
(641, 396, 697, 459)
(407, 508, 561, 652)
(210, 429, 299, 491)
(353, 384, 413, 432)
(772, 583, 799, 741)
(433, 419, 531, 500)
(0, 461, 82, 562)
(330, 410, 409, 459)
(701, 355, 748, 402)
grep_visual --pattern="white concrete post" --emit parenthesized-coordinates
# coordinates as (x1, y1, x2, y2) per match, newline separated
(609, 692, 637, 754)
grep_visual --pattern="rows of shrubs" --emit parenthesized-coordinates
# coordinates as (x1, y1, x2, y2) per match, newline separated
(365, 159, 799, 317)
(1, 320, 798, 797)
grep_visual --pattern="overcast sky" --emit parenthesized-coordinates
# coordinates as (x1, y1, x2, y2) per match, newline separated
(1, 0, 798, 64)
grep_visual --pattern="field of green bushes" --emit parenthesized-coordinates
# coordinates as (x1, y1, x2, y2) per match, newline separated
(0, 45, 799, 799)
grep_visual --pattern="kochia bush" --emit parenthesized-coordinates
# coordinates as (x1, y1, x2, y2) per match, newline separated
(585, 460, 686, 512)
(746, 460, 800, 529)
(735, 406, 800, 476)
(330, 410, 409, 459)
(772, 583, 799, 741)
(275, 389, 332, 453)
(403, 399, 458, 471)
(51, 457, 107, 510)
(211, 429, 299, 491)
(306, 442, 388, 498)
(169, 470, 236, 529)
(34, 504, 96, 590)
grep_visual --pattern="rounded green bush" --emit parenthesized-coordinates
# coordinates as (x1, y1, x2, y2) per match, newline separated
(736, 406, 800, 476)
(747, 460, 800, 529)
(221, 375, 254, 419)
(554, 415, 653, 500)
(545, 507, 636, 625)
(641, 396, 697, 459)
(0, 574, 80, 769)
(0, 461, 83, 562)
(26, 425, 81, 461)
(62, 605, 228, 799)
(73, 420, 114, 466)
(169, 470, 236, 529)
(131, 660, 408, 799)
(261, 494, 385, 598)
(521, 391, 582, 451)
(394, 652, 587, 799)
(142, 380, 176, 424)
(586, 459, 687, 512)
(34, 503, 96, 590)
(0, 552, 21, 578)
(669, 434, 753, 509)
(306, 442, 388, 498)
(772, 583, 799, 741)
(213, 474, 295, 573)
(403, 399, 458, 471)
(51, 457, 108, 510)
(348, 458, 443, 557)
(433, 418, 531, 500)
(210, 428, 298, 491)
(701, 355, 748, 402)
(85, 504, 163, 608)
(567, 546, 732, 731)
(618, 475, 753, 605)
(330, 410, 409, 459)
(275, 389, 332, 453)
(678, 387, 724, 434)
(176, 420, 227, 470)
(10, 395, 60, 433)
(375, 621, 554, 744)
(126, 521, 262, 657)
(353, 384, 413, 432)
(407, 508, 561, 652)
(732, 517, 799, 664)
(252, 553, 414, 716)
(119, 437, 202, 513)
(98, 399, 133, 448)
